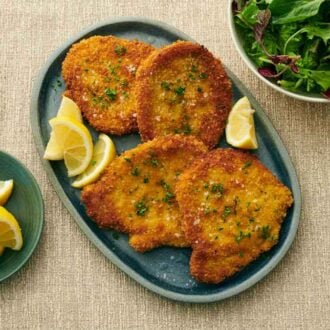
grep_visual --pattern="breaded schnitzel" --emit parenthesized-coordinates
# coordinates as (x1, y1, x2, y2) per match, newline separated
(82, 135, 207, 252)
(135, 41, 232, 149)
(175, 149, 293, 284)
(62, 36, 155, 135)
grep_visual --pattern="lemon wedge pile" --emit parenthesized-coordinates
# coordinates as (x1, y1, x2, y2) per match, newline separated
(44, 96, 83, 160)
(0, 181, 23, 256)
(44, 96, 116, 186)
(0, 206, 23, 253)
(49, 117, 94, 177)
(226, 96, 258, 149)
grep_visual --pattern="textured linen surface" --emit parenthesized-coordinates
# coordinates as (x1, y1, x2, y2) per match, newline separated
(0, 1, 329, 329)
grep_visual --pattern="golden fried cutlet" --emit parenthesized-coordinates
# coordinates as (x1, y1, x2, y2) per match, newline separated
(175, 149, 293, 284)
(62, 36, 155, 135)
(135, 41, 232, 149)
(82, 135, 208, 252)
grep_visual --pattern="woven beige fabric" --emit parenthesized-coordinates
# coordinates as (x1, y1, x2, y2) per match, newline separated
(0, 0, 329, 329)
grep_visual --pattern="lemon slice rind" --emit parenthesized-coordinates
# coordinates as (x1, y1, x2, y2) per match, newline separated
(49, 116, 93, 177)
(44, 96, 83, 160)
(226, 96, 258, 150)
(0, 180, 14, 206)
(72, 134, 116, 188)
(0, 206, 23, 251)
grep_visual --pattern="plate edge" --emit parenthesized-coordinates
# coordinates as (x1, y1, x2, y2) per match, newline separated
(29, 17, 302, 303)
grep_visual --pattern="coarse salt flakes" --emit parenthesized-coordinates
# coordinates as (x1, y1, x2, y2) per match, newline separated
(193, 219, 200, 225)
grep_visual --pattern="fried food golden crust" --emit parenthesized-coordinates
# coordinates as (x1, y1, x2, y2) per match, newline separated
(62, 36, 155, 135)
(82, 135, 208, 252)
(175, 149, 293, 284)
(135, 41, 232, 149)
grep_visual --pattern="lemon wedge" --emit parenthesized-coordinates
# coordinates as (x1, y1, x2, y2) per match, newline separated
(49, 117, 93, 177)
(72, 134, 116, 188)
(0, 206, 23, 251)
(57, 96, 83, 121)
(44, 96, 83, 160)
(226, 96, 258, 149)
(0, 180, 14, 205)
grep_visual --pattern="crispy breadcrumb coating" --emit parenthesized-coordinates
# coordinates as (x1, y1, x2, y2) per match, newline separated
(62, 36, 155, 135)
(175, 148, 293, 283)
(135, 41, 232, 148)
(82, 135, 207, 252)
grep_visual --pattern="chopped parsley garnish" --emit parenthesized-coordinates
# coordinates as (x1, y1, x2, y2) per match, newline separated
(160, 181, 175, 203)
(151, 158, 158, 167)
(218, 227, 224, 231)
(249, 218, 255, 223)
(143, 177, 149, 184)
(161, 81, 170, 90)
(197, 86, 203, 93)
(260, 225, 271, 240)
(131, 167, 139, 176)
(114, 45, 127, 56)
(124, 157, 131, 163)
(191, 64, 198, 72)
(222, 206, 231, 219)
(174, 86, 185, 96)
(183, 124, 192, 135)
(199, 72, 208, 79)
(162, 191, 175, 203)
(235, 231, 251, 243)
(242, 161, 252, 170)
(188, 73, 196, 80)
(161, 181, 170, 191)
(105, 88, 117, 100)
(91, 160, 97, 166)
(239, 251, 244, 258)
(235, 231, 244, 243)
(211, 183, 224, 195)
(135, 200, 149, 216)
(108, 64, 118, 75)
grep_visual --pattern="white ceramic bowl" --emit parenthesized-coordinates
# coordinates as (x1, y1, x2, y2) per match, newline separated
(228, 2, 329, 103)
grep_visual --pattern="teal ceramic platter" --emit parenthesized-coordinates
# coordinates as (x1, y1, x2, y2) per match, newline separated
(0, 151, 44, 282)
(30, 18, 301, 302)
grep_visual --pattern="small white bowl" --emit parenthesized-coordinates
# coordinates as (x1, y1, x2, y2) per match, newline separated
(228, 2, 329, 103)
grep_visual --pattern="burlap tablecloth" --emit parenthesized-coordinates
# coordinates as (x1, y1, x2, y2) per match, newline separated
(0, 1, 329, 329)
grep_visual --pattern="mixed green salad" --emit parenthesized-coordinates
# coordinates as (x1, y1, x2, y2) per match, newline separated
(233, 0, 330, 99)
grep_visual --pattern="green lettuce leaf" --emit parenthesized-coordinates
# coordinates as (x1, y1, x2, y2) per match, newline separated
(269, 0, 326, 24)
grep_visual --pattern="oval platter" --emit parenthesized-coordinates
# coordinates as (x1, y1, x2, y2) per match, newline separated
(0, 151, 44, 282)
(30, 17, 301, 303)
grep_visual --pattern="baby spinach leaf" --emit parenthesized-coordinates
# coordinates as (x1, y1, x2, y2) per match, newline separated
(269, 0, 326, 24)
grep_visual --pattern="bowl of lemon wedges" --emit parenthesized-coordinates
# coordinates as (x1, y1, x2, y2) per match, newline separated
(0, 152, 44, 282)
